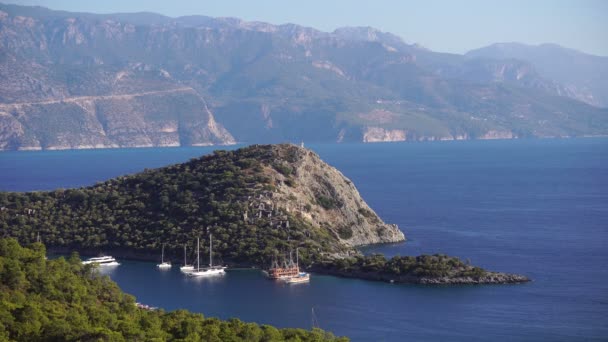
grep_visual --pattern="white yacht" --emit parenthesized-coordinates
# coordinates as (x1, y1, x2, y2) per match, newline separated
(284, 249, 310, 284)
(156, 244, 171, 269)
(285, 272, 310, 284)
(180, 244, 194, 273)
(82, 256, 120, 266)
(187, 234, 226, 277)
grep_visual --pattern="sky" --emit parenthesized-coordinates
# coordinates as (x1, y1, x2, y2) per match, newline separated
(5, 0, 608, 56)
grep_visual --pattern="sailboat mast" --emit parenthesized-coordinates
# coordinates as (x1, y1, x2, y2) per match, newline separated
(209, 233, 213, 267)
(296, 248, 299, 272)
(161, 244, 164, 263)
(197, 237, 200, 271)
(184, 245, 187, 266)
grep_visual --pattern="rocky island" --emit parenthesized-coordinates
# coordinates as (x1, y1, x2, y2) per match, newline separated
(0, 144, 528, 285)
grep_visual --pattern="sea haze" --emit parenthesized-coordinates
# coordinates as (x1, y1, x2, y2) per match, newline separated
(1, 138, 607, 341)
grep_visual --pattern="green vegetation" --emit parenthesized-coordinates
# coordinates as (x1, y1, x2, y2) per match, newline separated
(316, 254, 487, 279)
(273, 163, 293, 177)
(315, 196, 338, 210)
(336, 226, 353, 240)
(0, 238, 347, 341)
(357, 208, 374, 218)
(0, 145, 342, 267)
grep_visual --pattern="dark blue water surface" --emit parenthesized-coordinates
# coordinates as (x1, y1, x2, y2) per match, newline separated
(1, 139, 607, 341)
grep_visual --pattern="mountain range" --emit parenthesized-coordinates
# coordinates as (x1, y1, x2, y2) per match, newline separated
(0, 3, 606, 150)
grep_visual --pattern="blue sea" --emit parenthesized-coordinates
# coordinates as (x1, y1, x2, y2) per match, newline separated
(1, 139, 607, 341)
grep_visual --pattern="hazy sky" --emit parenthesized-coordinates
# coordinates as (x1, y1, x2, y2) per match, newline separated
(6, 0, 608, 56)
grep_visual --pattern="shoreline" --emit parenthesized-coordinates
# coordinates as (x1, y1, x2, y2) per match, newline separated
(2, 135, 607, 153)
(50, 247, 530, 286)
(48, 246, 264, 269)
(309, 266, 531, 285)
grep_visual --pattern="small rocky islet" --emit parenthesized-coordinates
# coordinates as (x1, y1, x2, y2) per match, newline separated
(0, 143, 529, 285)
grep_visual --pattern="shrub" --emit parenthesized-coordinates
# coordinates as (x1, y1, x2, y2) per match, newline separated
(273, 163, 293, 176)
(337, 226, 353, 239)
(316, 195, 337, 210)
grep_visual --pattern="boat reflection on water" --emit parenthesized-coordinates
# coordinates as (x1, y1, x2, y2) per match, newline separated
(96, 264, 119, 276)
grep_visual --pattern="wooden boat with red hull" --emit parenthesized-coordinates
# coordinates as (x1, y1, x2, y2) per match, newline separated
(267, 253, 299, 280)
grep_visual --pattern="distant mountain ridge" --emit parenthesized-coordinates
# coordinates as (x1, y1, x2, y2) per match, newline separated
(467, 42, 608, 107)
(0, 3, 606, 150)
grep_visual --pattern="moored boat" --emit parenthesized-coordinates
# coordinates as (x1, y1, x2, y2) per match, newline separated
(187, 234, 226, 277)
(156, 244, 171, 269)
(180, 265, 195, 273)
(285, 272, 310, 284)
(283, 249, 310, 284)
(267, 252, 299, 280)
(180, 244, 194, 273)
(82, 256, 120, 266)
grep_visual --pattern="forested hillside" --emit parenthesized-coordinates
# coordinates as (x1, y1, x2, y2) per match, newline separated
(0, 144, 404, 266)
(0, 238, 347, 341)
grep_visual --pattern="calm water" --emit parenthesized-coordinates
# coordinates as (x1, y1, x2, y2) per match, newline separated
(1, 139, 607, 341)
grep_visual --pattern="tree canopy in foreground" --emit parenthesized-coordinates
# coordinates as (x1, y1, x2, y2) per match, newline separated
(0, 238, 347, 342)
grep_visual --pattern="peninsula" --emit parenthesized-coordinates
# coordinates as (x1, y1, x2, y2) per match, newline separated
(311, 254, 530, 285)
(0, 144, 528, 285)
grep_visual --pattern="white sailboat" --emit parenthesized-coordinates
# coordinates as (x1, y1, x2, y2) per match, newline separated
(156, 244, 171, 269)
(187, 234, 226, 277)
(180, 244, 194, 273)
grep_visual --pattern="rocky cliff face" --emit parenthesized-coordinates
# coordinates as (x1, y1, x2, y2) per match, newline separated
(362, 127, 407, 142)
(264, 145, 405, 246)
(0, 88, 235, 150)
(467, 42, 608, 108)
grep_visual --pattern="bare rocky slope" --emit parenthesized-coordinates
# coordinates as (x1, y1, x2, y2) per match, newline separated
(0, 85, 235, 150)
(467, 42, 608, 107)
(260, 144, 405, 247)
(0, 4, 606, 150)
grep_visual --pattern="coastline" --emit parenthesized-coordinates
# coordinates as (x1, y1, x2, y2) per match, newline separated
(2, 135, 608, 153)
(309, 266, 531, 285)
(50, 246, 531, 286)
(4, 138, 602, 341)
